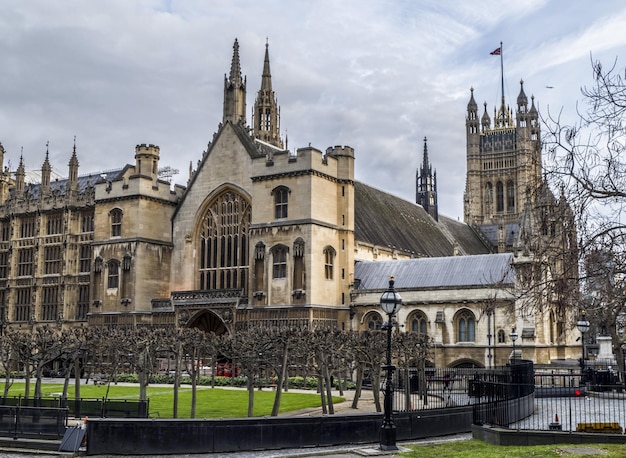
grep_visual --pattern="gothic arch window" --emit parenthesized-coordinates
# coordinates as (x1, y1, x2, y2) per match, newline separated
(507, 180, 515, 213)
(198, 189, 251, 291)
(254, 242, 265, 292)
(271, 245, 288, 279)
(293, 238, 305, 290)
(323, 246, 335, 280)
(272, 186, 289, 219)
(496, 182, 504, 213)
(497, 329, 506, 343)
(110, 208, 123, 237)
(409, 311, 428, 336)
(456, 309, 476, 342)
(107, 259, 120, 289)
(365, 312, 383, 330)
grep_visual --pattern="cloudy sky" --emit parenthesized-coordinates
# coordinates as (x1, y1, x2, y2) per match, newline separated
(1, 1, 625, 220)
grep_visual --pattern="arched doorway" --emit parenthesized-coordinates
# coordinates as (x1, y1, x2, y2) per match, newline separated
(187, 310, 229, 335)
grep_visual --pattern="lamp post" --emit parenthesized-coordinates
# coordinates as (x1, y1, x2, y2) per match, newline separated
(509, 326, 518, 364)
(379, 275, 402, 451)
(576, 310, 590, 374)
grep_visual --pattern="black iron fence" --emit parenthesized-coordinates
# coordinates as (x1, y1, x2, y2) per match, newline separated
(394, 361, 534, 412)
(473, 367, 626, 434)
(0, 396, 148, 419)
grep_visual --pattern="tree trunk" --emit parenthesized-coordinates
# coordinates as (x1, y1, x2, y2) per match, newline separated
(74, 357, 81, 402)
(246, 373, 255, 417)
(318, 376, 327, 414)
(173, 346, 181, 418)
(324, 365, 334, 414)
(372, 369, 382, 413)
(271, 343, 289, 416)
(351, 364, 363, 409)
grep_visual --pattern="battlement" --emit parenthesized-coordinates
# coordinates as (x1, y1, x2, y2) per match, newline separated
(326, 145, 355, 158)
(135, 144, 160, 157)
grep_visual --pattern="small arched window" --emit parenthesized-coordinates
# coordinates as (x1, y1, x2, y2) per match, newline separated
(366, 312, 383, 330)
(410, 311, 428, 336)
(496, 182, 504, 213)
(107, 260, 120, 289)
(273, 186, 289, 219)
(457, 310, 476, 342)
(110, 208, 123, 237)
(497, 329, 506, 343)
(323, 246, 335, 280)
(272, 245, 288, 279)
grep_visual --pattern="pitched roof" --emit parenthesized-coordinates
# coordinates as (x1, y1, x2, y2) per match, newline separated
(354, 181, 490, 258)
(354, 253, 514, 290)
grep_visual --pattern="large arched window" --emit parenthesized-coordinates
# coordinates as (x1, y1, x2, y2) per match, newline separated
(496, 182, 504, 213)
(110, 208, 123, 237)
(410, 311, 428, 336)
(456, 310, 476, 342)
(198, 190, 251, 291)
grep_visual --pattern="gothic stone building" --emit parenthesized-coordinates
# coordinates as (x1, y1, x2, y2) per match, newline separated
(0, 40, 580, 367)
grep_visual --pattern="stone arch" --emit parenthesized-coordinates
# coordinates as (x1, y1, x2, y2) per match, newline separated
(186, 310, 230, 336)
(362, 310, 384, 330)
(449, 358, 484, 368)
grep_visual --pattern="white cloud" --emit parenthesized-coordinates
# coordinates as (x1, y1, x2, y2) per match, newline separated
(0, 0, 625, 220)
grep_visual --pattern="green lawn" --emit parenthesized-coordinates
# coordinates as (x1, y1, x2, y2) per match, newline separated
(2, 382, 343, 418)
(401, 439, 626, 458)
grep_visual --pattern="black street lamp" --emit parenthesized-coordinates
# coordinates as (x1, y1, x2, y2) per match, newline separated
(379, 275, 402, 451)
(509, 326, 518, 364)
(576, 310, 590, 369)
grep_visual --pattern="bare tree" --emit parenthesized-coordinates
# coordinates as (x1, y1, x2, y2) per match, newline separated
(544, 56, 626, 368)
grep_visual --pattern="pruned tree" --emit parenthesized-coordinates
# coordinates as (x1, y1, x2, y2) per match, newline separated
(543, 56, 626, 369)
(394, 331, 431, 410)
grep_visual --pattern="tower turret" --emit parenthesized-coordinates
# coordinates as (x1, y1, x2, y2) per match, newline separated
(252, 40, 283, 148)
(68, 138, 79, 193)
(223, 38, 247, 125)
(134, 143, 160, 184)
(41, 146, 51, 196)
(15, 155, 25, 197)
(416, 137, 438, 221)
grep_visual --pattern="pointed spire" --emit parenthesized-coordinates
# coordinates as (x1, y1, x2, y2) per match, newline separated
(252, 39, 283, 148)
(15, 154, 25, 197)
(517, 79, 528, 109)
(223, 38, 247, 124)
(416, 136, 438, 220)
(229, 38, 243, 85)
(68, 136, 79, 192)
(41, 142, 51, 195)
(261, 38, 273, 93)
(467, 87, 477, 112)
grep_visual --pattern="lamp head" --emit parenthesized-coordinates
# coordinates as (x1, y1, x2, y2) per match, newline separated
(380, 275, 402, 316)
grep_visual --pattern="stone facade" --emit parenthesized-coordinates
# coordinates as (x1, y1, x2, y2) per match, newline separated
(0, 40, 581, 368)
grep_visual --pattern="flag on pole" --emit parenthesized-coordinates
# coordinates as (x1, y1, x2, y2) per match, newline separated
(490, 47, 501, 55)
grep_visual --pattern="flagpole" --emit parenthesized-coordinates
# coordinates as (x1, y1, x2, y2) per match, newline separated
(499, 41, 504, 107)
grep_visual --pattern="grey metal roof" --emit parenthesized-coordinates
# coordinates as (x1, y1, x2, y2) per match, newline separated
(354, 252, 514, 290)
(16, 169, 124, 199)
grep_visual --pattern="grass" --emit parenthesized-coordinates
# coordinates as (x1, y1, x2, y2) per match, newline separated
(2, 382, 343, 418)
(401, 439, 626, 458)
